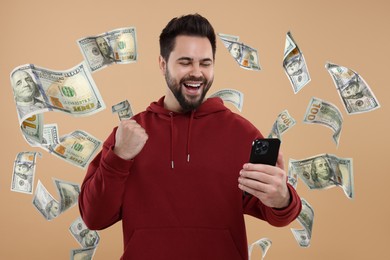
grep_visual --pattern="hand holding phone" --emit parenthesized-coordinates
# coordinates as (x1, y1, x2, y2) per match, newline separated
(243, 138, 281, 196)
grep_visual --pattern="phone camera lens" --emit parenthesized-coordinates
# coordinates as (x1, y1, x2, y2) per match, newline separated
(255, 141, 269, 155)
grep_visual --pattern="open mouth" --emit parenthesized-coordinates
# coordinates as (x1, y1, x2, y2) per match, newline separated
(183, 82, 202, 90)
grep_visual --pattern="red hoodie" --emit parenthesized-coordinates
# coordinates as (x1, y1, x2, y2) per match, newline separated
(79, 96, 301, 260)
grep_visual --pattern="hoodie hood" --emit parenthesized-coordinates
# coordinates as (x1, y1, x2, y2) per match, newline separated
(146, 96, 228, 169)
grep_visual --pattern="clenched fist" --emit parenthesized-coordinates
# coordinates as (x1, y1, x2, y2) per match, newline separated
(113, 119, 148, 160)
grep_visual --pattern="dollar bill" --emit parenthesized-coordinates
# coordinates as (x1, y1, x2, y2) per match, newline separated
(45, 130, 101, 169)
(11, 151, 41, 194)
(268, 109, 296, 139)
(218, 34, 261, 71)
(78, 27, 137, 72)
(209, 89, 244, 112)
(70, 247, 96, 260)
(69, 216, 100, 248)
(291, 198, 314, 247)
(289, 154, 354, 199)
(32, 180, 60, 221)
(10, 62, 105, 122)
(303, 97, 343, 146)
(54, 178, 80, 213)
(248, 237, 272, 260)
(112, 100, 133, 120)
(325, 62, 380, 114)
(283, 31, 311, 93)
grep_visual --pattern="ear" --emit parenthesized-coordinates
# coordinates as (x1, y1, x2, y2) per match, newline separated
(158, 55, 167, 75)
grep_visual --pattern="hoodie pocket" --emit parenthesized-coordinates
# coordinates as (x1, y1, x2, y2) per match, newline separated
(122, 227, 245, 260)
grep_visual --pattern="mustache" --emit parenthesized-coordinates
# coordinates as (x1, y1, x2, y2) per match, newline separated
(180, 76, 207, 84)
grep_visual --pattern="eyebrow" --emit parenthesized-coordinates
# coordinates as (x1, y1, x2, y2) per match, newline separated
(177, 57, 213, 63)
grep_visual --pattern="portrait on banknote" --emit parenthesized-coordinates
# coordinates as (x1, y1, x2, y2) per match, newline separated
(11, 69, 47, 119)
(299, 156, 342, 189)
(228, 42, 242, 61)
(96, 36, 116, 64)
(283, 53, 309, 89)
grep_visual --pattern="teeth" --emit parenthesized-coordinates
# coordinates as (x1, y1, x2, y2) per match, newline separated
(185, 83, 201, 88)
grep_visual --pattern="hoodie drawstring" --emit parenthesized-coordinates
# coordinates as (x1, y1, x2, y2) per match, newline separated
(169, 111, 195, 169)
(169, 112, 175, 169)
(187, 110, 195, 162)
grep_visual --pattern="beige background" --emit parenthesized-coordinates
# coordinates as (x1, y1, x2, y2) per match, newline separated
(1, 0, 389, 259)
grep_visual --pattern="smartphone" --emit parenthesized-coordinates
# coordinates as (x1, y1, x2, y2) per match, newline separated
(249, 138, 281, 165)
(243, 138, 281, 197)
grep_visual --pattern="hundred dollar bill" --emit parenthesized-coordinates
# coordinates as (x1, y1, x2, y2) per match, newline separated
(69, 216, 100, 248)
(32, 180, 60, 221)
(78, 27, 137, 72)
(11, 151, 41, 194)
(54, 178, 80, 213)
(303, 97, 343, 146)
(218, 34, 261, 71)
(289, 154, 354, 199)
(248, 238, 272, 260)
(44, 130, 101, 169)
(112, 100, 133, 120)
(70, 247, 96, 260)
(283, 31, 311, 93)
(291, 198, 314, 247)
(268, 109, 296, 139)
(10, 62, 105, 122)
(209, 89, 244, 112)
(325, 62, 380, 114)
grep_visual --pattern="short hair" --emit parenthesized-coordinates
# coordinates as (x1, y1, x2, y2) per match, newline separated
(159, 13, 216, 62)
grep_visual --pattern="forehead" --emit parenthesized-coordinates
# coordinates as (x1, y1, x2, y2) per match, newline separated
(96, 37, 106, 44)
(13, 71, 31, 79)
(170, 35, 213, 59)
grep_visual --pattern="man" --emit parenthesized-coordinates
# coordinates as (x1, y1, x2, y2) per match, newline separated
(11, 70, 45, 119)
(79, 14, 301, 260)
(96, 36, 115, 64)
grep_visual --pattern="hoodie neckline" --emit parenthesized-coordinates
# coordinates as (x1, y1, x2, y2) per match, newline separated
(147, 96, 228, 169)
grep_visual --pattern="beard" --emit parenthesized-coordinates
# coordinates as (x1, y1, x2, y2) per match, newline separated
(165, 68, 213, 113)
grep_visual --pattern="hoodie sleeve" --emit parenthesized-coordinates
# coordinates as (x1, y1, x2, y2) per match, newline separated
(78, 128, 133, 230)
(243, 183, 302, 227)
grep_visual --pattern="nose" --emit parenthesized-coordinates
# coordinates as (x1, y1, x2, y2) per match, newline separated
(21, 79, 29, 87)
(189, 63, 202, 78)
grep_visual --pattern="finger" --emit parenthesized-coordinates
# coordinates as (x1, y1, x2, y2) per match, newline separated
(239, 170, 273, 184)
(238, 181, 267, 198)
(238, 176, 268, 193)
(242, 163, 277, 176)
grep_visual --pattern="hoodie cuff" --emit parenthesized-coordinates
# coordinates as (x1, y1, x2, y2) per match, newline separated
(101, 145, 134, 175)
